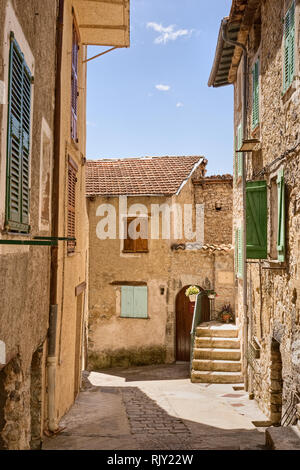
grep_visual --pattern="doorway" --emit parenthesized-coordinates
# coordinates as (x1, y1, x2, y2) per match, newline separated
(175, 286, 209, 361)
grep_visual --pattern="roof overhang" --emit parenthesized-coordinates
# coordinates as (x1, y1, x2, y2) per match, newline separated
(73, 0, 130, 47)
(208, 0, 261, 88)
(208, 18, 241, 87)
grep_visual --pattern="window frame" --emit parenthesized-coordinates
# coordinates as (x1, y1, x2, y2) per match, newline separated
(67, 155, 78, 254)
(252, 58, 260, 130)
(283, 0, 296, 93)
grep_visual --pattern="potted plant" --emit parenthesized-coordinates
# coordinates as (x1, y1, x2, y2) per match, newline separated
(218, 304, 234, 323)
(206, 290, 217, 300)
(185, 285, 200, 303)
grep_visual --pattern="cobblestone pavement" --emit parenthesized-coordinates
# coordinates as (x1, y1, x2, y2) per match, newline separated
(43, 364, 268, 450)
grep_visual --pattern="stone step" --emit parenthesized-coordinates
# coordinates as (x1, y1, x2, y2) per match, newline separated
(191, 370, 243, 384)
(193, 348, 241, 361)
(195, 337, 240, 349)
(196, 325, 239, 338)
(192, 359, 242, 372)
(265, 426, 300, 450)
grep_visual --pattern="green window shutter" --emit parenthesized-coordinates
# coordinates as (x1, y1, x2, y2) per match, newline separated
(6, 35, 32, 231)
(121, 286, 148, 318)
(246, 180, 267, 259)
(237, 227, 243, 278)
(252, 59, 259, 129)
(277, 169, 285, 262)
(133, 286, 148, 318)
(234, 229, 238, 274)
(121, 286, 134, 317)
(237, 123, 243, 177)
(283, 1, 295, 92)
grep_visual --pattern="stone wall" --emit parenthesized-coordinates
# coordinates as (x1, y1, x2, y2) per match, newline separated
(232, 0, 300, 421)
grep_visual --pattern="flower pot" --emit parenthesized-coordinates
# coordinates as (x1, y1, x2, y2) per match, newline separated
(222, 314, 231, 323)
(189, 294, 197, 303)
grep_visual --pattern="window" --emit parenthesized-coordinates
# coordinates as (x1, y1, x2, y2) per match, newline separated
(235, 123, 243, 181)
(71, 24, 79, 142)
(283, 1, 295, 92)
(123, 217, 148, 253)
(121, 286, 148, 318)
(252, 59, 260, 129)
(246, 180, 267, 259)
(246, 171, 285, 262)
(67, 156, 78, 253)
(235, 227, 243, 279)
(6, 34, 32, 232)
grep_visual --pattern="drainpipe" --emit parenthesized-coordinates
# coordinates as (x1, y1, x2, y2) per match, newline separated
(47, 0, 64, 432)
(221, 19, 249, 391)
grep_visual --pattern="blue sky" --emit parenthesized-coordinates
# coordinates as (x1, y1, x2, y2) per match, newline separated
(86, 0, 233, 175)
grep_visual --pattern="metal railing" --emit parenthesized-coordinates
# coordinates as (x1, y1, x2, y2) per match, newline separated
(190, 292, 205, 369)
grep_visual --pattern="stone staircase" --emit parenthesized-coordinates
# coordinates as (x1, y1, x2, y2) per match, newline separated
(191, 322, 243, 384)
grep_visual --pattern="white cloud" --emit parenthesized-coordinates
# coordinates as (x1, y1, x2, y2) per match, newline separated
(155, 84, 170, 92)
(176, 102, 184, 108)
(147, 22, 192, 44)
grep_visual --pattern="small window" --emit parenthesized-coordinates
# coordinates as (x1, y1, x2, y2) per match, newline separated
(252, 59, 260, 129)
(6, 34, 32, 233)
(67, 156, 78, 253)
(123, 217, 148, 253)
(121, 286, 148, 318)
(283, 1, 295, 92)
(71, 24, 79, 142)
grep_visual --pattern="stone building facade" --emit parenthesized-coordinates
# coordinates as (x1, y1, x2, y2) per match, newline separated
(209, 0, 300, 424)
(86, 156, 234, 369)
(0, 0, 57, 449)
(0, 0, 130, 450)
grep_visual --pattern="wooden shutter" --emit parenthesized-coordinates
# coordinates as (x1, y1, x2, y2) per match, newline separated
(71, 24, 79, 141)
(283, 2, 295, 92)
(277, 169, 285, 262)
(133, 286, 148, 318)
(121, 286, 134, 317)
(121, 286, 148, 318)
(67, 156, 78, 253)
(6, 35, 32, 232)
(123, 217, 148, 252)
(237, 123, 243, 178)
(252, 59, 259, 129)
(246, 180, 267, 259)
(237, 227, 243, 278)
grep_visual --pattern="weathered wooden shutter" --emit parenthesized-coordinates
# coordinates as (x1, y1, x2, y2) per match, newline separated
(277, 169, 285, 262)
(71, 25, 79, 141)
(237, 123, 243, 177)
(246, 180, 267, 259)
(124, 217, 148, 252)
(6, 35, 32, 231)
(121, 286, 134, 317)
(283, 1, 295, 92)
(121, 286, 148, 318)
(123, 217, 135, 252)
(252, 59, 259, 129)
(67, 156, 78, 253)
(237, 227, 243, 278)
(133, 286, 148, 318)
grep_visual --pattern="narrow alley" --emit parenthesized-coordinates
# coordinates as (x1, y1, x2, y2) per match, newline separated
(43, 364, 267, 451)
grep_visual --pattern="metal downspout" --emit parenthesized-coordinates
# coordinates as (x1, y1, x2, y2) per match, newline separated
(221, 19, 249, 391)
(47, 0, 64, 432)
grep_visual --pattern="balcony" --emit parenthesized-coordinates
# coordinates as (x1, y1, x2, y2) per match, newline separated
(73, 0, 130, 47)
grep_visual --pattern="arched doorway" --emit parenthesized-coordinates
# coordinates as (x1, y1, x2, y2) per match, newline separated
(176, 286, 210, 361)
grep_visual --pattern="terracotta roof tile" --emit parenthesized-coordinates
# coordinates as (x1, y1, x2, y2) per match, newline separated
(86, 156, 206, 196)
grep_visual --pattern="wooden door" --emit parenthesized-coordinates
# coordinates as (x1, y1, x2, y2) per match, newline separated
(176, 287, 210, 361)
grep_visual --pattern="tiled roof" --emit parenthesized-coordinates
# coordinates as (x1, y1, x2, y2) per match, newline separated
(86, 156, 206, 196)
